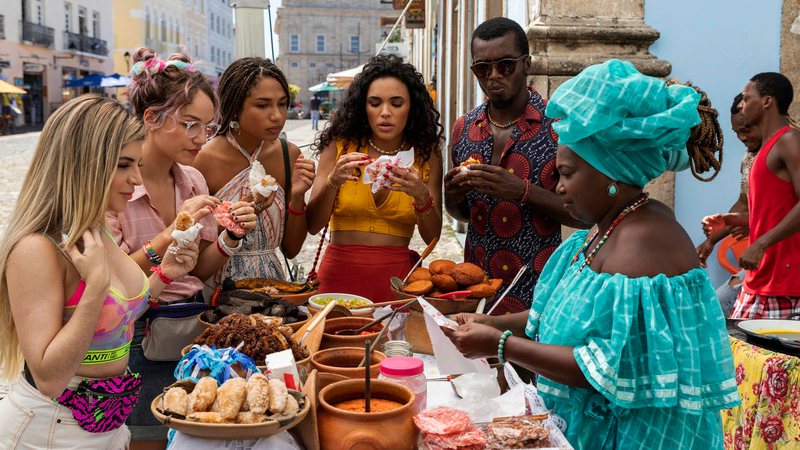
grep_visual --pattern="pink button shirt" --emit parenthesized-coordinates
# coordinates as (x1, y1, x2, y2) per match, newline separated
(106, 163, 217, 302)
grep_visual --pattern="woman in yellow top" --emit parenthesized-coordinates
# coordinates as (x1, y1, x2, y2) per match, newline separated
(308, 55, 444, 302)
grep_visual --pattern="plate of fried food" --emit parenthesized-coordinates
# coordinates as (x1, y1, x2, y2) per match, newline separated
(152, 375, 309, 439)
(223, 277, 317, 305)
(391, 260, 502, 314)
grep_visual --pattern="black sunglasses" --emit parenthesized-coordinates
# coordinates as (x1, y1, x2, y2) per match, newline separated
(470, 55, 527, 79)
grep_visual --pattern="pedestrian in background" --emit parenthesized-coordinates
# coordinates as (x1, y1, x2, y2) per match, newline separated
(310, 93, 322, 130)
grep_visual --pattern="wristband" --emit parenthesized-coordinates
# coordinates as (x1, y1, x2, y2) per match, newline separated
(413, 192, 434, 214)
(217, 231, 243, 257)
(327, 174, 342, 189)
(497, 330, 513, 364)
(287, 204, 307, 216)
(519, 179, 531, 205)
(226, 229, 244, 241)
(143, 241, 162, 265)
(150, 265, 173, 285)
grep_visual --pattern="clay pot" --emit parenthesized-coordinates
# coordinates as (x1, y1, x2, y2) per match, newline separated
(318, 379, 417, 450)
(310, 347, 386, 379)
(321, 317, 387, 350)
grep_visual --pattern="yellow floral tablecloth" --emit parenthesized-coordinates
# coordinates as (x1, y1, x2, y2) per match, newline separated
(722, 337, 800, 449)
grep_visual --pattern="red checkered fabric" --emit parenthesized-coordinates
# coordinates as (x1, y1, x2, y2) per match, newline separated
(731, 290, 800, 319)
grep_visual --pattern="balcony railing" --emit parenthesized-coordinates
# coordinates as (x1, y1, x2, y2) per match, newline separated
(20, 20, 54, 48)
(64, 31, 108, 56)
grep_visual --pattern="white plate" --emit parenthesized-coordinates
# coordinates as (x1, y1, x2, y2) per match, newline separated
(736, 319, 800, 341)
(308, 293, 374, 314)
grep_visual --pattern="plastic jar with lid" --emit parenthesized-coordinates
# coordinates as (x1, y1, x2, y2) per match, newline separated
(378, 356, 427, 412)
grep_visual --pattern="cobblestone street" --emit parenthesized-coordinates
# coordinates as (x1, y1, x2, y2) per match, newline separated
(0, 119, 463, 278)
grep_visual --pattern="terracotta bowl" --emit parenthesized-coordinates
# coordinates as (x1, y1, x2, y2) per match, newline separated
(321, 317, 386, 350)
(317, 379, 417, 450)
(310, 347, 386, 379)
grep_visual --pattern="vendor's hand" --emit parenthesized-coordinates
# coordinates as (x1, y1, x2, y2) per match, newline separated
(441, 321, 502, 359)
(65, 227, 110, 292)
(160, 240, 200, 280)
(385, 165, 429, 202)
(179, 195, 219, 221)
(444, 166, 471, 201)
(462, 164, 526, 202)
(452, 313, 495, 327)
(329, 152, 371, 187)
(226, 201, 257, 238)
(696, 239, 715, 268)
(701, 214, 726, 238)
(739, 239, 768, 270)
(291, 154, 316, 201)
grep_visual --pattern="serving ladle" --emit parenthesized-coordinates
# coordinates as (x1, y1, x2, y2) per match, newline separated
(336, 298, 419, 336)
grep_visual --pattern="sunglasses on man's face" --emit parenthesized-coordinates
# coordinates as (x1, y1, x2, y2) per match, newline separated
(470, 55, 527, 79)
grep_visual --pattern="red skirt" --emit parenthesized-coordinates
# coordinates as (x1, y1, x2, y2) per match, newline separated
(316, 244, 418, 303)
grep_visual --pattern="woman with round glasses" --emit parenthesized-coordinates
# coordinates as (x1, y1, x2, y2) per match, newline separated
(307, 54, 444, 301)
(107, 48, 257, 447)
(194, 57, 315, 285)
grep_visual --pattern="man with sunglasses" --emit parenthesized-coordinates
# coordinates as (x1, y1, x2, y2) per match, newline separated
(444, 17, 587, 313)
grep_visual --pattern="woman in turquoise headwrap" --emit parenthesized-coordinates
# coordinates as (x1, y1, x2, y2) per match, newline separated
(443, 59, 739, 449)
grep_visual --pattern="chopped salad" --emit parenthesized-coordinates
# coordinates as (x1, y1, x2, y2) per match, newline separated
(312, 296, 371, 309)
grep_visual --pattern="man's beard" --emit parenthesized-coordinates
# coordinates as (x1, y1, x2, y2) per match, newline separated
(489, 95, 515, 110)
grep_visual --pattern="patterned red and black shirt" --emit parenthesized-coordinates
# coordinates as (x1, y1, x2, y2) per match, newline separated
(450, 88, 561, 313)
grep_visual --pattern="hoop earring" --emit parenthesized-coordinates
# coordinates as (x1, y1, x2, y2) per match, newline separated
(230, 120, 240, 135)
(607, 183, 619, 197)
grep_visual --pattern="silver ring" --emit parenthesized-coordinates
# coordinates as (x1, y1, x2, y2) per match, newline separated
(167, 245, 180, 254)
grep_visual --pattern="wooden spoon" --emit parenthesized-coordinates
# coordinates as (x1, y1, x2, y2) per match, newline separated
(294, 301, 337, 355)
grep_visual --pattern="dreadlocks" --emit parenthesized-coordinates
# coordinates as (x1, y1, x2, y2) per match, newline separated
(665, 79, 723, 182)
(216, 57, 290, 135)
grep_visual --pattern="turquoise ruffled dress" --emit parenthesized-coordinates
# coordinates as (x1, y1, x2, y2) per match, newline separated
(526, 230, 740, 449)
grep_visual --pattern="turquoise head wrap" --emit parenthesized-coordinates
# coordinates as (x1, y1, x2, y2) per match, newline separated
(544, 59, 701, 188)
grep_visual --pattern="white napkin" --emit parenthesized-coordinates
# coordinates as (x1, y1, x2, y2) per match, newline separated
(362, 148, 415, 193)
(171, 223, 203, 248)
(249, 160, 279, 198)
(418, 297, 491, 375)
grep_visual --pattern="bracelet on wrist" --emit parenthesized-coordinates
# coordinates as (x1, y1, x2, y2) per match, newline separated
(287, 203, 307, 216)
(497, 330, 513, 364)
(327, 174, 342, 190)
(413, 192, 434, 214)
(217, 231, 243, 257)
(519, 179, 531, 205)
(143, 241, 163, 265)
(150, 265, 173, 285)
(225, 229, 244, 241)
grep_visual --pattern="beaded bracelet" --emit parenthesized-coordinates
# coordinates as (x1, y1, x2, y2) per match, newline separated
(287, 204, 307, 216)
(413, 193, 434, 214)
(143, 241, 162, 265)
(150, 265, 173, 285)
(497, 330, 513, 364)
(519, 179, 531, 205)
(326, 174, 342, 190)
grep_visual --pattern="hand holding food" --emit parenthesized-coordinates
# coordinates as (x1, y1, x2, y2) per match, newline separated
(171, 211, 204, 247)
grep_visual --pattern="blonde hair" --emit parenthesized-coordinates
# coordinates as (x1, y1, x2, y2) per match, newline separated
(0, 94, 145, 378)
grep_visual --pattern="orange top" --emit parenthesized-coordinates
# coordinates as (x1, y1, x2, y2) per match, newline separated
(330, 140, 430, 239)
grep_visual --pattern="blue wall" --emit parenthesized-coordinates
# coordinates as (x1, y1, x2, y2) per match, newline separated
(645, 0, 783, 286)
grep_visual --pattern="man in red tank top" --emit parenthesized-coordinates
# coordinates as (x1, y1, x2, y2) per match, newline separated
(726, 72, 800, 318)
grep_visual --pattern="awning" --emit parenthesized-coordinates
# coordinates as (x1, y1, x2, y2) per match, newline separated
(0, 79, 27, 94)
(326, 65, 364, 89)
(65, 73, 131, 88)
(308, 81, 343, 93)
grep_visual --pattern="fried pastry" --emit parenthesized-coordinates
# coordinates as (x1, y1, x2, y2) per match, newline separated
(282, 393, 299, 415)
(460, 157, 481, 167)
(187, 412, 226, 423)
(450, 262, 485, 286)
(467, 283, 496, 298)
(403, 280, 434, 296)
(431, 274, 458, 292)
(268, 379, 288, 414)
(189, 376, 218, 413)
(212, 377, 247, 420)
(162, 387, 188, 416)
(488, 278, 503, 291)
(429, 259, 456, 276)
(174, 211, 195, 231)
(407, 267, 432, 283)
(235, 411, 267, 424)
(246, 373, 271, 414)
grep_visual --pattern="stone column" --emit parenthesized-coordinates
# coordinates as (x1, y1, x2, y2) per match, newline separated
(526, 0, 676, 208)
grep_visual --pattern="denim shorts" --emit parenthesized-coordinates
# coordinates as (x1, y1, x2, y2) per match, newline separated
(125, 319, 175, 441)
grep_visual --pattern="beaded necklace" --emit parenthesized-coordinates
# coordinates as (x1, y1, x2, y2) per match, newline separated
(486, 109, 519, 129)
(368, 138, 406, 155)
(572, 193, 650, 271)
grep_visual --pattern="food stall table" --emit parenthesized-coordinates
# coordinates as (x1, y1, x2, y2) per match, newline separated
(721, 336, 800, 449)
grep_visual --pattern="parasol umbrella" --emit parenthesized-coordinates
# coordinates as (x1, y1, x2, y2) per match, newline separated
(326, 65, 364, 89)
(308, 81, 343, 93)
(100, 74, 131, 87)
(65, 73, 130, 88)
(0, 80, 27, 94)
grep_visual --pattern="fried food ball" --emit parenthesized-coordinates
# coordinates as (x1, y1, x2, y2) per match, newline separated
(162, 387, 188, 416)
(407, 267, 433, 283)
(174, 211, 195, 231)
(282, 393, 300, 415)
(431, 274, 458, 292)
(488, 278, 503, 291)
(450, 262, 485, 286)
(187, 412, 226, 423)
(189, 376, 218, 413)
(467, 283, 497, 298)
(403, 280, 434, 296)
(235, 411, 267, 424)
(212, 377, 247, 420)
(429, 260, 456, 276)
(268, 379, 289, 414)
(246, 373, 271, 414)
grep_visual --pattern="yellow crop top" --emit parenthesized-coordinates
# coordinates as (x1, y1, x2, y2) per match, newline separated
(330, 139, 431, 239)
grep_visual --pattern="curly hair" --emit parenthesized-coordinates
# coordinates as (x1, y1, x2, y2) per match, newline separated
(216, 57, 290, 135)
(127, 47, 219, 127)
(313, 54, 443, 162)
